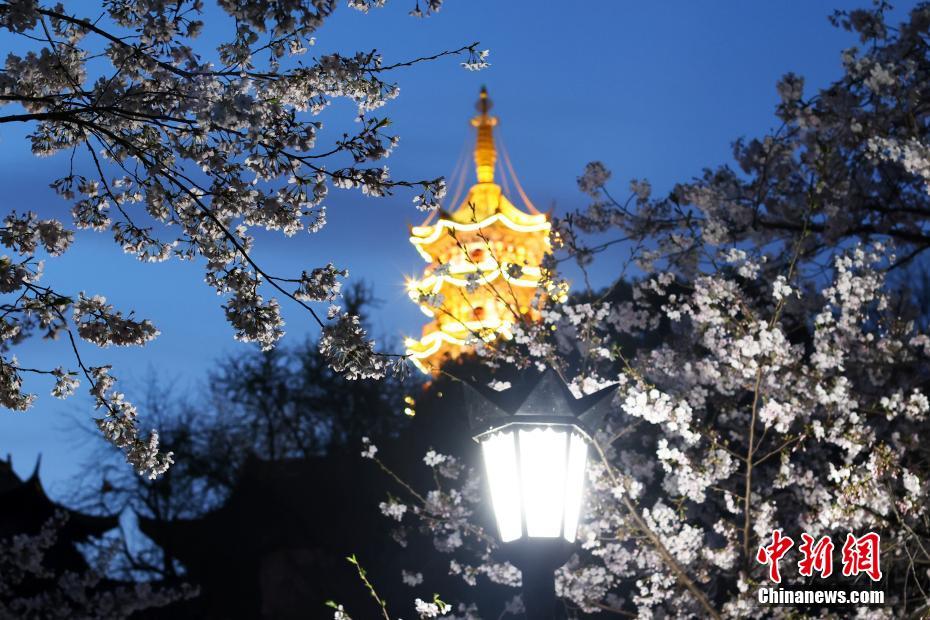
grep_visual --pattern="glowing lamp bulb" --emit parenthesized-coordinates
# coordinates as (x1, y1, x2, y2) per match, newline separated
(479, 426, 588, 542)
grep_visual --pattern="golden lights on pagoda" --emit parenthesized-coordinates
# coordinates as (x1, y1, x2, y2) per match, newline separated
(404, 88, 559, 374)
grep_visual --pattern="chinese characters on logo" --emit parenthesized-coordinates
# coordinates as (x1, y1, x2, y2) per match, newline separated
(798, 533, 834, 578)
(756, 529, 794, 583)
(756, 530, 881, 583)
(840, 532, 882, 581)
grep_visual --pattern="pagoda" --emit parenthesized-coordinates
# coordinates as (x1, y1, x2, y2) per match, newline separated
(404, 88, 557, 374)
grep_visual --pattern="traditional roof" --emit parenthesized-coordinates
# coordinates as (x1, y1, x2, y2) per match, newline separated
(409, 184, 550, 264)
(0, 455, 117, 540)
(0, 455, 118, 576)
(136, 454, 395, 619)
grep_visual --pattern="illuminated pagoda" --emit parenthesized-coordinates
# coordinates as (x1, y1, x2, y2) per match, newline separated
(405, 88, 557, 374)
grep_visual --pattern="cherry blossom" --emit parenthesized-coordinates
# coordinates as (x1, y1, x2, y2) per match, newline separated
(0, 0, 483, 475)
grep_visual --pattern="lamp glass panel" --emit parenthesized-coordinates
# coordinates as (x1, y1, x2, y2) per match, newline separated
(562, 431, 588, 542)
(480, 430, 522, 542)
(518, 427, 568, 538)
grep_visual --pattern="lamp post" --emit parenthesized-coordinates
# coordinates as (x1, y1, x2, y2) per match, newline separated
(464, 370, 616, 620)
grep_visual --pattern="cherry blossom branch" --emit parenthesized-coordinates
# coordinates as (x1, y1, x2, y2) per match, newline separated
(374, 43, 479, 72)
(346, 554, 392, 620)
(741, 366, 763, 567)
(590, 438, 721, 619)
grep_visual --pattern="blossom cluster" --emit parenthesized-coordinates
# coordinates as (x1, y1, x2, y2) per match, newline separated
(0, 514, 194, 616)
(0, 0, 484, 475)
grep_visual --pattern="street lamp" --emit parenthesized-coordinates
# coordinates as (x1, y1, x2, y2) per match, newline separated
(464, 370, 616, 620)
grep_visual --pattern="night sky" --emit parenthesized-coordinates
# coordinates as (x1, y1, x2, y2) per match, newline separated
(0, 1, 916, 494)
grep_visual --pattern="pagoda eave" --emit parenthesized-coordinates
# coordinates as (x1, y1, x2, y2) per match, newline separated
(411, 221, 550, 265)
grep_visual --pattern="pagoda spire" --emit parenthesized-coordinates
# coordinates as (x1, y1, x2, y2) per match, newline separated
(471, 86, 497, 184)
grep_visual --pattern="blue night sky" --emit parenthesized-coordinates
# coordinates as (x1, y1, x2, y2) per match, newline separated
(0, 1, 917, 495)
